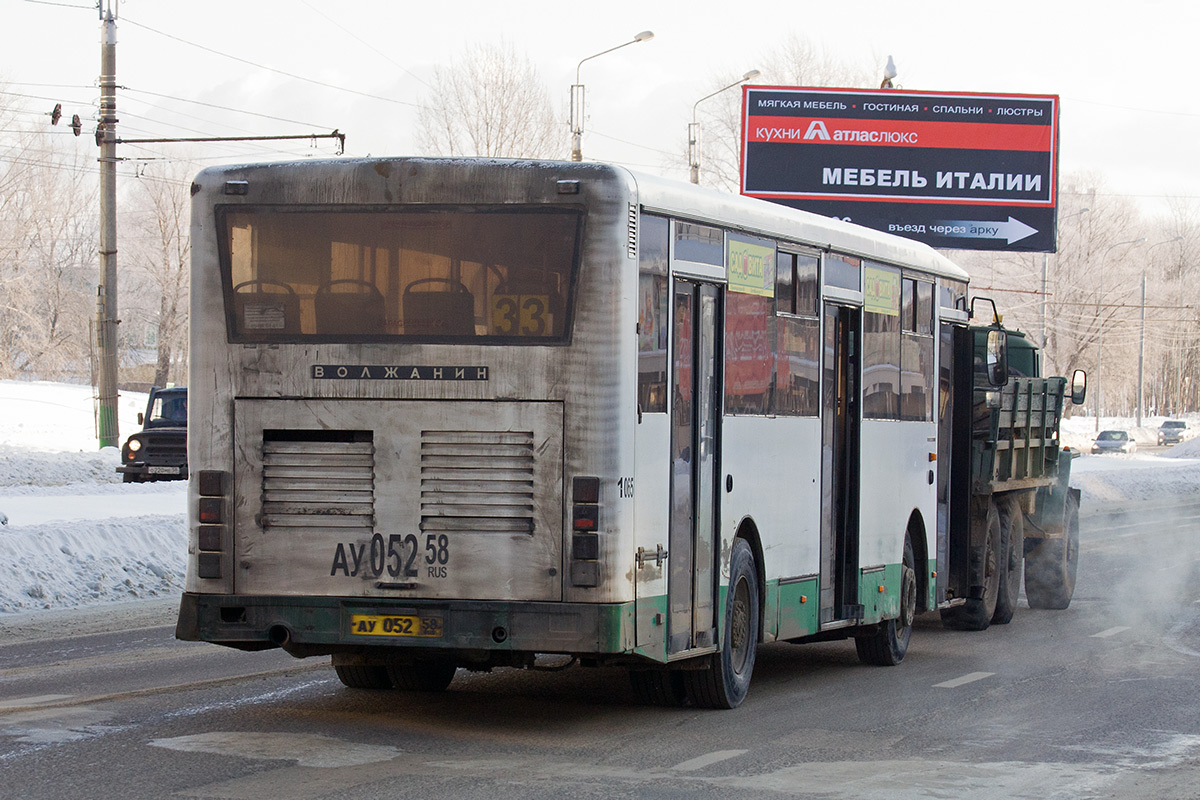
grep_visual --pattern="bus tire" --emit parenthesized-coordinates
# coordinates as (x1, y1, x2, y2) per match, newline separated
(629, 669, 687, 706)
(856, 536, 916, 666)
(683, 538, 759, 709)
(334, 664, 392, 690)
(386, 662, 457, 692)
(1025, 492, 1079, 610)
(940, 499, 1001, 631)
(992, 497, 1025, 625)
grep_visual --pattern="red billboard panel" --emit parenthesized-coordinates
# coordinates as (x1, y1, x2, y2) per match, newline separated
(740, 87, 1059, 252)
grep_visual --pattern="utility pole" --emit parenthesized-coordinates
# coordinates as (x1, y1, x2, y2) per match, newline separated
(96, 0, 120, 449)
(81, 2, 345, 449)
(1137, 272, 1146, 427)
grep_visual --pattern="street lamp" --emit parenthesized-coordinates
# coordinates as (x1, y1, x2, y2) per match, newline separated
(1137, 236, 1184, 425)
(880, 55, 898, 89)
(689, 69, 760, 184)
(570, 31, 654, 162)
(1095, 237, 1146, 431)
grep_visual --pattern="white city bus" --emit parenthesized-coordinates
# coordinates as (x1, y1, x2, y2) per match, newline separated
(177, 157, 976, 708)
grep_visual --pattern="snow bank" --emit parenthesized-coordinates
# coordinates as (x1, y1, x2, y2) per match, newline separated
(0, 380, 187, 614)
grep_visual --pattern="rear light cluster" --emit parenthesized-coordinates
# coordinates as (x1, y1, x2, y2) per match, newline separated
(196, 470, 227, 579)
(570, 476, 601, 587)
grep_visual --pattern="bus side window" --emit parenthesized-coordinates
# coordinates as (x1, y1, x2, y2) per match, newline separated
(774, 252, 819, 417)
(862, 263, 901, 419)
(900, 278, 935, 421)
(638, 214, 669, 414)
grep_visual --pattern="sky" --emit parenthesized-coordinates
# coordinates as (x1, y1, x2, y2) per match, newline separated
(0, 378, 1198, 616)
(3, 0, 1199, 216)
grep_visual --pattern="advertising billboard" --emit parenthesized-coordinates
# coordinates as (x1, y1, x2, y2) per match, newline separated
(740, 87, 1059, 252)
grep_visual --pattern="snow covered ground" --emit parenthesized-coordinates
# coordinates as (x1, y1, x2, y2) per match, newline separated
(0, 380, 187, 614)
(0, 380, 1198, 617)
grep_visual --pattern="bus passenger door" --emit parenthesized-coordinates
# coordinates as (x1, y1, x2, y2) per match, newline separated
(668, 280, 721, 655)
(820, 303, 861, 626)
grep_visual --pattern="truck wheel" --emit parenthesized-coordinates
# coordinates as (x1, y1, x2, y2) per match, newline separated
(629, 669, 687, 706)
(334, 664, 392, 690)
(940, 499, 1001, 631)
(856, 536, 916, 666)
(683, 538, 759, 709)
(1025, 493, 1079, 609)
(387, 662, 457, 692)
(992, 497, 1025, 625)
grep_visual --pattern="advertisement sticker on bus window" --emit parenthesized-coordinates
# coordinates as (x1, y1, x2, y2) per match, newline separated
(864, 264, 900, 316)
(727, 233, 776, 296)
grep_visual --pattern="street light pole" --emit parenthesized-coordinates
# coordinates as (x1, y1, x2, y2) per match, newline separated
(1138, 236, 1184, 426)
(569, 31, 653, 162)
(1096, 237, 1146, 432)
(689, 69, 759, 184)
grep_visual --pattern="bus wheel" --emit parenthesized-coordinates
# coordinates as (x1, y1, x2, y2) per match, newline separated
(940, 500, 1001, 631)
(1025, 492, 1079, 609)
(992, 497, 1025, 624)
(629, 669, 686, 706)
(856, 536, 916, 666)
(683, 538, 759, 709)
(387, 662, 457, 692)
(334, 664, 392, 690)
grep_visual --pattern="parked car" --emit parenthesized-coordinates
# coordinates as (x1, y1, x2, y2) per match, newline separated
(1157, 419, 1188, 446)
(1092, 429, 1136, 455)
(117, 386, 187, 482)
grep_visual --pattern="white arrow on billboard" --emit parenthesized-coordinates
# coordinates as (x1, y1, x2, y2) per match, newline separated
(932, 217, 1039, 244)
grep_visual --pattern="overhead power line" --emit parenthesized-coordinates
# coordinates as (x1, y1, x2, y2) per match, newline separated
(122, 86, 333, 130)
(296, 0, 434, 91)
(121, 17, 421, 109)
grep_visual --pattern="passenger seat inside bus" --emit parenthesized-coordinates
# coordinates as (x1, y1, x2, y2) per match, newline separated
(315, 279, 387, 335)
(232, 280, 301, 335)
(403, 278, 475, 335)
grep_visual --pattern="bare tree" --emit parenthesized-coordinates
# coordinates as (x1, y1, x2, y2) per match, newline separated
(685, 34, 876, 191)
(122, 162, 193, 388)
(416, 41, 560, 159)
(952, 173, 1151, 417)
(0, 125, 97, 382)
(1146, 197, 1200, 414)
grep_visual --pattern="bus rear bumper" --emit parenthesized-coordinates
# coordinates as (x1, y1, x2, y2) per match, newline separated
(176, 592, 638, 662)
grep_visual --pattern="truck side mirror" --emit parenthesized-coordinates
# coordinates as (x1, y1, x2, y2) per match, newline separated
(985, 328, 1008, 387)
(137, 412, 144, 426)
(1070, 369, 1087, 405)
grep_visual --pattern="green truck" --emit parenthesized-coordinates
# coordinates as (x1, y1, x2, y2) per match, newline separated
(938, 307, 1086, 631)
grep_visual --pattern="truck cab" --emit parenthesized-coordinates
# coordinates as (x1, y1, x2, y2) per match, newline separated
(117, 387, 188, 482)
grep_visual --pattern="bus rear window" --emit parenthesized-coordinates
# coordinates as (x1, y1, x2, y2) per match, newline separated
(219, 207, 582, 343)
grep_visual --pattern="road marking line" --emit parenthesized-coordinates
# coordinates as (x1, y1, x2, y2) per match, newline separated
(934, 672, 994, 688)
(671, 749, 748, 772)
(1091, 626, 1131, 638)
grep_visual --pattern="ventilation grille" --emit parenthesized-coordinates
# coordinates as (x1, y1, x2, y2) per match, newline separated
(627, 203, 639, 259)
(261, 433, 375, 533)
(420, 430, 535, 535)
